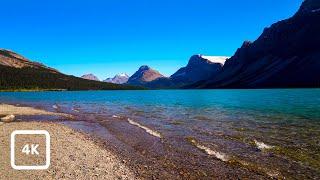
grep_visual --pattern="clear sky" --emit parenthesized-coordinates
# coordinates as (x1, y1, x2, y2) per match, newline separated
(0, 0, 302, 80)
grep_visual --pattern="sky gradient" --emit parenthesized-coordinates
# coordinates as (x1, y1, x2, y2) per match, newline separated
(0, 0, 302, 80)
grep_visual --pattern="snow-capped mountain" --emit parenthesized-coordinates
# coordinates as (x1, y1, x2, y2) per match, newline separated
(103, 73, 129, 84)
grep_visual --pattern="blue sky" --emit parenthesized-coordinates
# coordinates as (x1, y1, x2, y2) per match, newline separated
(0, 0, 302, 80)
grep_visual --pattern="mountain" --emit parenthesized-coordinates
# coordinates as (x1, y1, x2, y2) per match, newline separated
(0, 49, 58, 72)
(103, 73, 129, 84)
(0, 49, 141, 91)
(171, 55, 227, 84)
(81, 74, 100, 81)
(127, 65, 164, 86)
(190, 0, 320, 89)
(146, 55, 228, 89)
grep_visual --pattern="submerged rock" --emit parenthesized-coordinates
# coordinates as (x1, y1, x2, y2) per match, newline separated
(1, 114, 15, 122)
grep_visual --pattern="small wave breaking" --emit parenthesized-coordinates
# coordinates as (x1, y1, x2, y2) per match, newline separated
(188, 138, 229, 162)
(112, 115, 120, 118)
(254, 140, 274, 150)
(127, 119, 161, 138)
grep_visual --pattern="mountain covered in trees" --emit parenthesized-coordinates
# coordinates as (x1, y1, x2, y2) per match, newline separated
(0, 49, 140, 91)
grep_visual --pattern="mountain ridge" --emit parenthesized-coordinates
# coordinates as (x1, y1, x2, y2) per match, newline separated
(189, 0, 320, 88)
(0, 49, 59, 73)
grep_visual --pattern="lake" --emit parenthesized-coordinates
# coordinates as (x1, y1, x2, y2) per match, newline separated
(1, 89, 319, 178)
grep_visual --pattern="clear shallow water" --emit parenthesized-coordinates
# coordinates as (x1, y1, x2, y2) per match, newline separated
(1, 89, 320, 178)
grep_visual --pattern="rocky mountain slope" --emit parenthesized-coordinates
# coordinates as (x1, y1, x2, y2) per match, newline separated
(104, 73, 129, 84)
(146, 55, 228, 88)
(81, 74, 100, 81)
(127, 66, 164, 86)
(171, 55, 227, 84)
(191, 0, 320, 88)
(0, 49, 58, 72)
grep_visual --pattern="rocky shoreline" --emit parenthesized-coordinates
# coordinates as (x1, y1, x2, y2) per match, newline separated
(0, 104, 138, 179)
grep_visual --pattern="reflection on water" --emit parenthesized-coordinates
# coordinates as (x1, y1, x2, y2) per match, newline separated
(1, 89, 320, 178)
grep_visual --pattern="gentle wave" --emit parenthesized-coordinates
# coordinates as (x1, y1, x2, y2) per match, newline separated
(254, 140, 274, 150)
(127, 119, 161, 138)
(72, 108, 80, 112)
(189, 138, 229, 162)
(112, 115, 120, 118)
(237, 159, 281, 178)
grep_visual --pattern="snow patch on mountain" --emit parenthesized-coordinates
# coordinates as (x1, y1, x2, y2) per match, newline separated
(200, 55, 229, 65)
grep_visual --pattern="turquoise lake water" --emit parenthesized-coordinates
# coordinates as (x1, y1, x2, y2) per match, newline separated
(1, 89, 319, 178)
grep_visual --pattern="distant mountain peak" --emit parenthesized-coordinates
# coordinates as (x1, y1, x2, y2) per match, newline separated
(170, 55, 225, 84)
(127, 65, 164, 85)
(103, 73, 129, 84)
(81, 74, 100, 81)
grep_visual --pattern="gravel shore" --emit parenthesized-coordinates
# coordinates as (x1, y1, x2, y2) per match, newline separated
(0, 121, 137, 179)
(0, 103, 72, 118)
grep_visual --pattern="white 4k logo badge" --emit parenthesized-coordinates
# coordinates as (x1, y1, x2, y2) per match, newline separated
(22, 144, 40, 155)
(11, 130, 50, 170)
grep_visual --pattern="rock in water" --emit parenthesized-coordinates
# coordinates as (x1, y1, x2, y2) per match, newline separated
(1, 114, 15, 122)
